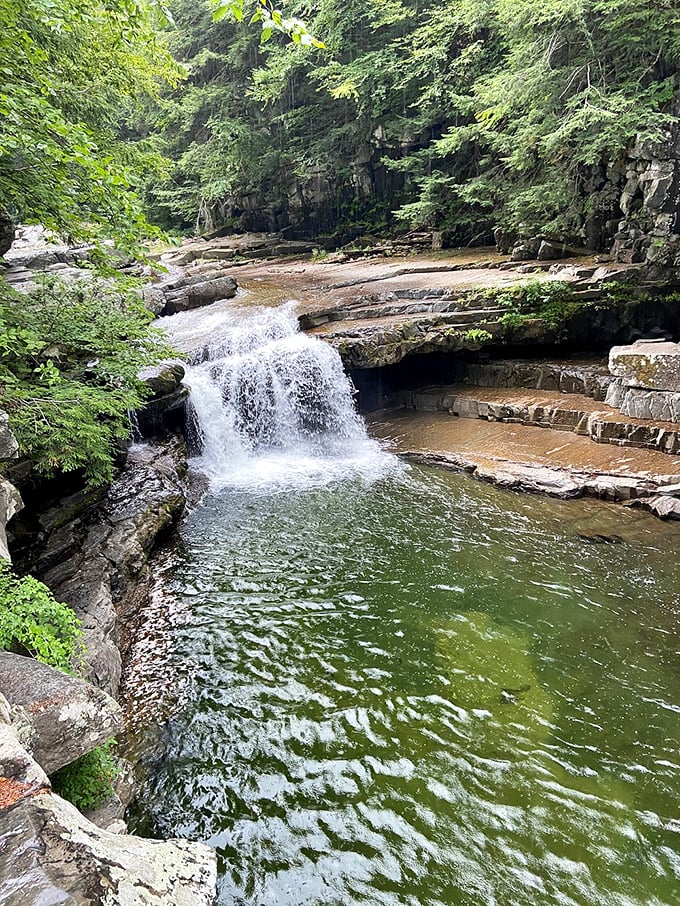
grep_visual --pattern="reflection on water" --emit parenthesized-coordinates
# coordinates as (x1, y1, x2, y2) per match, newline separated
(125, 467, 680, 906)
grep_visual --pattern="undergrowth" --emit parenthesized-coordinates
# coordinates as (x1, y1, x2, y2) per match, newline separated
(494, 280, 579, 332)
(52, 740, 120, 811)
(0, 561, 119, 809)
(0, 561, 84, 673)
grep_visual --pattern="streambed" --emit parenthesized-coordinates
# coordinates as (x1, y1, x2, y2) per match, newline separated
(124, 465, 680, 906)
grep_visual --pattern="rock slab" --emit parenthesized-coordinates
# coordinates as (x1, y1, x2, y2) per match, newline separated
(0, 695, 217, 906)
(609, 340, 680, 392)
(0, 653, 122, 775)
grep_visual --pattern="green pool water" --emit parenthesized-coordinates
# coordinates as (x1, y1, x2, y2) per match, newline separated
(125, 465, 680, 906)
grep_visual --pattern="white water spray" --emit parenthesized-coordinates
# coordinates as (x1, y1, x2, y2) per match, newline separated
(179, 303, 397, 490)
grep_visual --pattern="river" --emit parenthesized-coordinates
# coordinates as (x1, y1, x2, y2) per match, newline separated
(123, 303, 680, 906)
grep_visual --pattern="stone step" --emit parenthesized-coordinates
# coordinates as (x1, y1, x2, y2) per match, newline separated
(301, 295, 503, 329)
(368, 411, 680, 515)
(394, 385, 680, 455)
(308, 308, 507, 335)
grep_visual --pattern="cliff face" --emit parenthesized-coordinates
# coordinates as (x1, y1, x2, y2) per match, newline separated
(613, 110, 680, 269)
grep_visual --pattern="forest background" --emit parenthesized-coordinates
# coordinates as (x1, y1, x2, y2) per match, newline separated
(1, 0, 678, 254)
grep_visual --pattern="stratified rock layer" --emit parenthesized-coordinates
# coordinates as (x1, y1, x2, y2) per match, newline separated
(609, 340, 680, 392)
(32, 441, 188, 697)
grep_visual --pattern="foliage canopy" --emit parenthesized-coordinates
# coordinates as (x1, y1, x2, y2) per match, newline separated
(0, 0, 182, 249)
(142, 0, 679, 244)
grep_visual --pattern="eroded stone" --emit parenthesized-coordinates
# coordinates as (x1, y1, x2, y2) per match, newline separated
(0, 653, 122, 775)
(609, 340, 680, 392)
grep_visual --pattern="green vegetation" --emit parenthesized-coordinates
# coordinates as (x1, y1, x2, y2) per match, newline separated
(138, 0, 678, 245)
(463, 327, 493, 344)
(0, 561, 84, 672)
(494, 280, 579, 332)
(0, 0, 183, 251)
(2, 0, 675, 247)
(0, 278, 175, 486)
(0, 563, 121, 810)
(52, 739, 121, 810)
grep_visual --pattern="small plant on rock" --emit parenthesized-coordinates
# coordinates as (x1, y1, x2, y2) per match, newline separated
(52, 740, 120, 811)
(463, 328, 493, 344)
(0, 562, 84, 673)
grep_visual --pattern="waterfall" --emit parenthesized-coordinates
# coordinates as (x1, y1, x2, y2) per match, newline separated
(180, 304, 396, 490)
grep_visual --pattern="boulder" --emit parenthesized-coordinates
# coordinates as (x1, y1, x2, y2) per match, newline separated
(510, 239, 542, 261)
(0, 413, 18, 461)
(609, 340, 680, 392)
(0, 693, 49, 791)
(0, 479, 22, 561)
(0, 652, 122, 775)
(0, 697, 217, 906)
(536, 240, 565, 261)
(605, 382, 680, 423)
(201, 247, 237, 261)
(626, 495, 680, 520)
(0, 792, 217, 906)
(139, 362, 185, 398)
(163, 274, 238, 314)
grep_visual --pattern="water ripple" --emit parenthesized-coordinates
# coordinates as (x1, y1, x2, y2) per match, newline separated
(126, 467, 680, 906)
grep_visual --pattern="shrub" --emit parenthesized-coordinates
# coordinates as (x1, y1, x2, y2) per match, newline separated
(0, 561, 84, 673)
(52, 740, 120, 810)
(0, 276, 176, 486)
(463, 328, 493, 344)
(497, 280, 578, 332)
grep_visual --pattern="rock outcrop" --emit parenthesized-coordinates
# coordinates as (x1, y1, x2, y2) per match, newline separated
(0, 653, 122, 776)
(0, 694, 217, 906)
(0, 414, 22, 562)
(21, 441, 188, 697)
(137, 362, 189, 437)
(612, 110, 680, 269)
(606, 339, 680, 423)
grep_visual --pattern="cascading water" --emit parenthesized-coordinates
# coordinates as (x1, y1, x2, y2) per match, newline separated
(179, 303, 397, 489)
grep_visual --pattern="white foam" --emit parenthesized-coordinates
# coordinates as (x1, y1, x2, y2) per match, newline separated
(183, 304, 399, 492)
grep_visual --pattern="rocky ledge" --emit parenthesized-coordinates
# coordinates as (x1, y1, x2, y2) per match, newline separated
(19, 439, 190, 698)
(0, 419, 219, 902)
(606, 339, 680, 423)
(0, 691, 216, 906)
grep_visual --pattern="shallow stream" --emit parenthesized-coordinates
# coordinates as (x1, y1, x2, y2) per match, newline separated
(124, 304, 680, 906)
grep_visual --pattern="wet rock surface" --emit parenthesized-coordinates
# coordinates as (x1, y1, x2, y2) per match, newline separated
(0, 653, 122, 775)
(395, 384, 680, 456)
(26, 440, 188, 697)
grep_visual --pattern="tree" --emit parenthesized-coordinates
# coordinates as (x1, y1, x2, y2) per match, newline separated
(0, 0, 182, 250)
(0, 277, 175, 485)
(140, 0, 679, 247)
